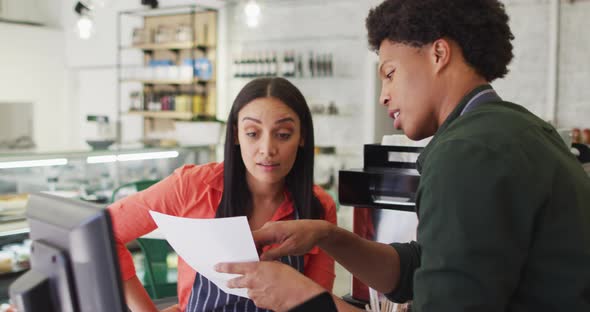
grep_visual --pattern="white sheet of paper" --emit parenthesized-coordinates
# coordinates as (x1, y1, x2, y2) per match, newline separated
(148, 211, 259, 298)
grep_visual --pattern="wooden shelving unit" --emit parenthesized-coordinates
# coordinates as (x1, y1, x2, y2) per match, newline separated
(117, 5, 218, 144)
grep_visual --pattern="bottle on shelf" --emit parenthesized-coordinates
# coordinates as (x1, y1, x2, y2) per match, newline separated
(256, 51, 265, 77)
(251, 52, 257, 78)
(296, 53, 304, 78)
(233, 53, 240, 78)
(285, 50, 296, 77)
(239, 52, 247, 78)
(317, 54, 324, 77)
(289, 50, 296, 77)
(241, 52, 249, 78)
(264, 51, 272, 77)
(327, 53, 333, 77)
(249, 52, 256, 78)
(309, 51, 315, 78)
(135, 91, 210, 115)
(192, 94, 204, 114)
(271, 51, 278, 76)
(235, 53, 242, 78)
(242, 52, 248, 78)
(281, 51, 289, 77)
(231, 49, 335, 79)
(252, 52, 259, 77)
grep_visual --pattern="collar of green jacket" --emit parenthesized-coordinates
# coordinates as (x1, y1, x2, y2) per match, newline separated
(416, 84, 493, 172)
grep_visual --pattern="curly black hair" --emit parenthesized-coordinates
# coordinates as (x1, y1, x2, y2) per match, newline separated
(366, 0, 514, 82)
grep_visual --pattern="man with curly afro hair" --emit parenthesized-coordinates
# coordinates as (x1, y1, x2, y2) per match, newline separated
(215, 1, 590, 311)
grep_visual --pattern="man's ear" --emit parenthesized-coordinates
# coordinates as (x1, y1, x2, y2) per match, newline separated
(431, 38, 452, 73)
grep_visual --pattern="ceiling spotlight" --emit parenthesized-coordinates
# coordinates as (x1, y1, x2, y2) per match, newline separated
(244, 0, 261, 28)
(79, 0, 110, 10)
(141, 0, 159, 9)
(76, 15, 94, 40)
(74, 1, 90, 15)
(74, 1, 94, 40)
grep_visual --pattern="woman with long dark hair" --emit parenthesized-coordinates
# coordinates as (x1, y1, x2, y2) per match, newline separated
(108, 77, 337, 312)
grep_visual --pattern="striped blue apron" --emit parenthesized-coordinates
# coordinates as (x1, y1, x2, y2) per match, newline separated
(186, 210, 304, 312)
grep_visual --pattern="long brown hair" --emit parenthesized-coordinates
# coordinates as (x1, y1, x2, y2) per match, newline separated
(215, 77, 324, 220)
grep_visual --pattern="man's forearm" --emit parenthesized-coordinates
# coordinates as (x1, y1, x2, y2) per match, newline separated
(317, 223, 400, 294)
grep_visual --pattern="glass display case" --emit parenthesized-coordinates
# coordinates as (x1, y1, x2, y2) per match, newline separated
(0, 144, 217, 302)
(0, 145, 215, 197)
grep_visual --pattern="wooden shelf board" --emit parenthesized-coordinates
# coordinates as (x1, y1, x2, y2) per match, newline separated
(130, 42, 214, 50)
(127, 111, 195, 120)
(121, 79, 213, 85)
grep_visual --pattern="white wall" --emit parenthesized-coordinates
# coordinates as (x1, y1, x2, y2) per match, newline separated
(14, 0, 587, 150)
(62, 0, 142, 147)
(557, 0, 590, 128)
(221, 0, 590, 162)
(492, 0, 590, 129)
(493, 0, 550, 119)
(0, 0, 62, 27)
(0, 23, 68, 150)
(225, 0, 377, 170)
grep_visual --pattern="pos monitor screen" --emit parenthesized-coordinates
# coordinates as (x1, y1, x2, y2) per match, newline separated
(9, 193, 126, 312)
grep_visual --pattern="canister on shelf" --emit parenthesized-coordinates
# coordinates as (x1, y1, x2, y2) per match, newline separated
(154, 25, 175, 43)
(132, 28, 151, 45)
(129, 91, 143, 111)
(196, 58, 213, 80)
(192, 95, 204, 114)
(205, 93, 216, 117)
(176, 24, 193, 42)
(175, 95, 191, 113)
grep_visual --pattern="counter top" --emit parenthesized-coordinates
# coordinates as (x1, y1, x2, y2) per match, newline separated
(0, 193, 163, 239)
(0, 219, 163, 239)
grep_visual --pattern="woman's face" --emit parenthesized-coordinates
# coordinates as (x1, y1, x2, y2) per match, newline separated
(237, 97, 303, 186)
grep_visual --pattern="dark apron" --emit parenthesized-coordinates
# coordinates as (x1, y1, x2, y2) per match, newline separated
(460, 87, 502, 116)
(186, 210, 304, 312)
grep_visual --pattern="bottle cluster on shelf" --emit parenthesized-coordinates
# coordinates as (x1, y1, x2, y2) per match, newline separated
(572, 128, 590, 144)
(133, 25, 194, 45)
(129, 91, 215, 116)
(121, 58, 213, 82)
(130, 10, 216, 47)
(232, 50, 334, 78)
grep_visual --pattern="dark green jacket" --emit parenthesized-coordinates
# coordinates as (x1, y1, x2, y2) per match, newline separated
(388, 85, 590, 311)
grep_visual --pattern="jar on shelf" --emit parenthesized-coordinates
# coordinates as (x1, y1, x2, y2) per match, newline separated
(180, 59, 194, 80)
(129, 91, 143, 111)
(192, 95, 205, 114)
(196, 58, 213, 80)
(176, 24, 193, 42)
(154, 25, 175, 43)
(132, 28, 151, 45)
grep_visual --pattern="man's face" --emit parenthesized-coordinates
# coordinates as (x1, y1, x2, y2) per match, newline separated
(237, 97, 302, 186)
(378, 40, 439, 140)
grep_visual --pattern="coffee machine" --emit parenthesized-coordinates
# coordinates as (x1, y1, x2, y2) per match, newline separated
(338, 142, 423, 303)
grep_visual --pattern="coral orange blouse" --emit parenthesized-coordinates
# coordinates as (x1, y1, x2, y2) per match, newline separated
(108, 162, 337, 311)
